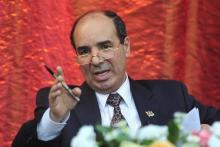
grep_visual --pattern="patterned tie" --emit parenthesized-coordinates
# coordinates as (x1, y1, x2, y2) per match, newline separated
(106, 93, 125, 127)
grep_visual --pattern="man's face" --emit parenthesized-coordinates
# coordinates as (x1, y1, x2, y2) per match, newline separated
(73, 13, 130, 94)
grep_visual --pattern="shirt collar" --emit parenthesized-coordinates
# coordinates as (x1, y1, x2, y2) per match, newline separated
(96, 74, 132, 110)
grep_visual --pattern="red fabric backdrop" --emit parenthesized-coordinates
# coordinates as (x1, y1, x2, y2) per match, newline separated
(1, 0, 220, 146)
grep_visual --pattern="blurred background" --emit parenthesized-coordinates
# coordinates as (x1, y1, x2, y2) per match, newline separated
(0, 0, 220, 146)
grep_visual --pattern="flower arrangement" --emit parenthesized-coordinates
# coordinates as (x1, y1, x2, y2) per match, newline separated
(71, 113, 220, 147)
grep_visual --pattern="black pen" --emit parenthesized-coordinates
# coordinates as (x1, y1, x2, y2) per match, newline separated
(44, 64, 80, 102)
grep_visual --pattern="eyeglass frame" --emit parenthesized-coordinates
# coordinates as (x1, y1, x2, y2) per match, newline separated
(75, 42, 121, 65)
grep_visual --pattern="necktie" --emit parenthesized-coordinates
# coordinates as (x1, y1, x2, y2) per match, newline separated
(106, 93, 125, 127)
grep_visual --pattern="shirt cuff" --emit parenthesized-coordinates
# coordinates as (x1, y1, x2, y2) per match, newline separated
(37, 108, 70, 141)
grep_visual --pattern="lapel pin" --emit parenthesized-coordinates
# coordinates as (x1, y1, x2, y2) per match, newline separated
(145, 111, 155, 117)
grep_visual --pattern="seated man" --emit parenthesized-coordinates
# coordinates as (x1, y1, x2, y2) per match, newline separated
(12, 10, 220, 147)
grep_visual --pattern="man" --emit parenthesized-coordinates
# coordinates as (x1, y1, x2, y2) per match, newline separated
(12, 10, 220, 147)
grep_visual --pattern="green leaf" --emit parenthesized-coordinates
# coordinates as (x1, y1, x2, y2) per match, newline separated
(168, 120, 180, 144)
(96, 125, 112, 134)
(141, 140, 153, 146)
(95, 125, 111, 147)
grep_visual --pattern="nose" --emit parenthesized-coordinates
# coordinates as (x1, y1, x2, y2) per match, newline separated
(90, 48, 103, 65)
(91, 55, 100, 65)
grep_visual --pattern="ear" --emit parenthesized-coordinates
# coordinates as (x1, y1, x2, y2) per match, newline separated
(123, 36, 130, 57)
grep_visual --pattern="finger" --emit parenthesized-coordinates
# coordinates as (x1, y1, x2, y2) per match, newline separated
(50, 90, 62, 98)
(72, 87, 82, 98)
(56, 75, 64, 83)
(57, 66, 64, 77)
(50, 82, 62, 93)
(49, 83, 62, 99)
(201, 124, 210, 130)
(56, 66, 65, 83)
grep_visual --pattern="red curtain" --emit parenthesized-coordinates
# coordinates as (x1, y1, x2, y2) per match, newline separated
(1, 0, 220, 146)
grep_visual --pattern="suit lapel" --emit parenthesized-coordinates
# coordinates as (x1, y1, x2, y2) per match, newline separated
(74, 83, 101, 125)
(129, 78, 159, 126)
(73, 78, 160, 126)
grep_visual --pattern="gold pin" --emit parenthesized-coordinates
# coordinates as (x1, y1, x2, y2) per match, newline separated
(145, 111, 155, 117)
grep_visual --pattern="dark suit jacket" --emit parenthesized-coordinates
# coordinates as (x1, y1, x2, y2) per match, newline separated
(12, 79, 220, 147)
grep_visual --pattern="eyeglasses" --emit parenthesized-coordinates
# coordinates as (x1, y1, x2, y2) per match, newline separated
(76, 45, 119, 65)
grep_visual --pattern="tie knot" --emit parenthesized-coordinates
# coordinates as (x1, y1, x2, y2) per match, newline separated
(106, 93, 122, 107)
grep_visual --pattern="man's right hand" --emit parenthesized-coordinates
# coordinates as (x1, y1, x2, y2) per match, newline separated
(48, 66, 81, 122)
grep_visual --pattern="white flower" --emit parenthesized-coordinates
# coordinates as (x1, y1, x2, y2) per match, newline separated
(104, 129, 121, 141)
(182, 143, 199, 147)
(210, 121, 220, 137)
(120, 141, 143, 147)
(186, 134, 200, 143)
(136, 125, 168, 142)
(128, 128, 138, 140)
(208, 135, 220, 147)
(71, 125, 98, 147)
(174, 112, 186, 120)
(207, 122, 220, 147)
(174, 112, 186, 125)
(104, 122, 131, 142)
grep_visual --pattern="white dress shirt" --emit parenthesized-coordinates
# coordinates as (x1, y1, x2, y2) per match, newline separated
(37, 75, 141, 141)
(96, 75, 141, 130)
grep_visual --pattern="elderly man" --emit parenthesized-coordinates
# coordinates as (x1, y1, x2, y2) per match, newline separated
(12, 10, 220, 147)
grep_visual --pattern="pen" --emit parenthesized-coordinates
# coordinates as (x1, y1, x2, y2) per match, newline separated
(44, 64, 80, 102)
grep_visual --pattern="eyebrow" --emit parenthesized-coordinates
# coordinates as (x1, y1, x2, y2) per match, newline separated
(96, 40, 113, 46)
(76, 40, 113, 50)
(76, 46, 90, 51)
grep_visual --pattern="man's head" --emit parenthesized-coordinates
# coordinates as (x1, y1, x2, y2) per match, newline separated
(70, 10, 127, 48)
(70, 10, 130, 94)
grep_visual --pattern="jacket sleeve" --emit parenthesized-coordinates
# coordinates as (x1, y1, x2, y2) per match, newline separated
(12, 87, 61, 147)
(180, 82, 220, 124)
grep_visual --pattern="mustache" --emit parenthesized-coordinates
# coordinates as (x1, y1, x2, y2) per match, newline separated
(91, 63, 110, 73)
